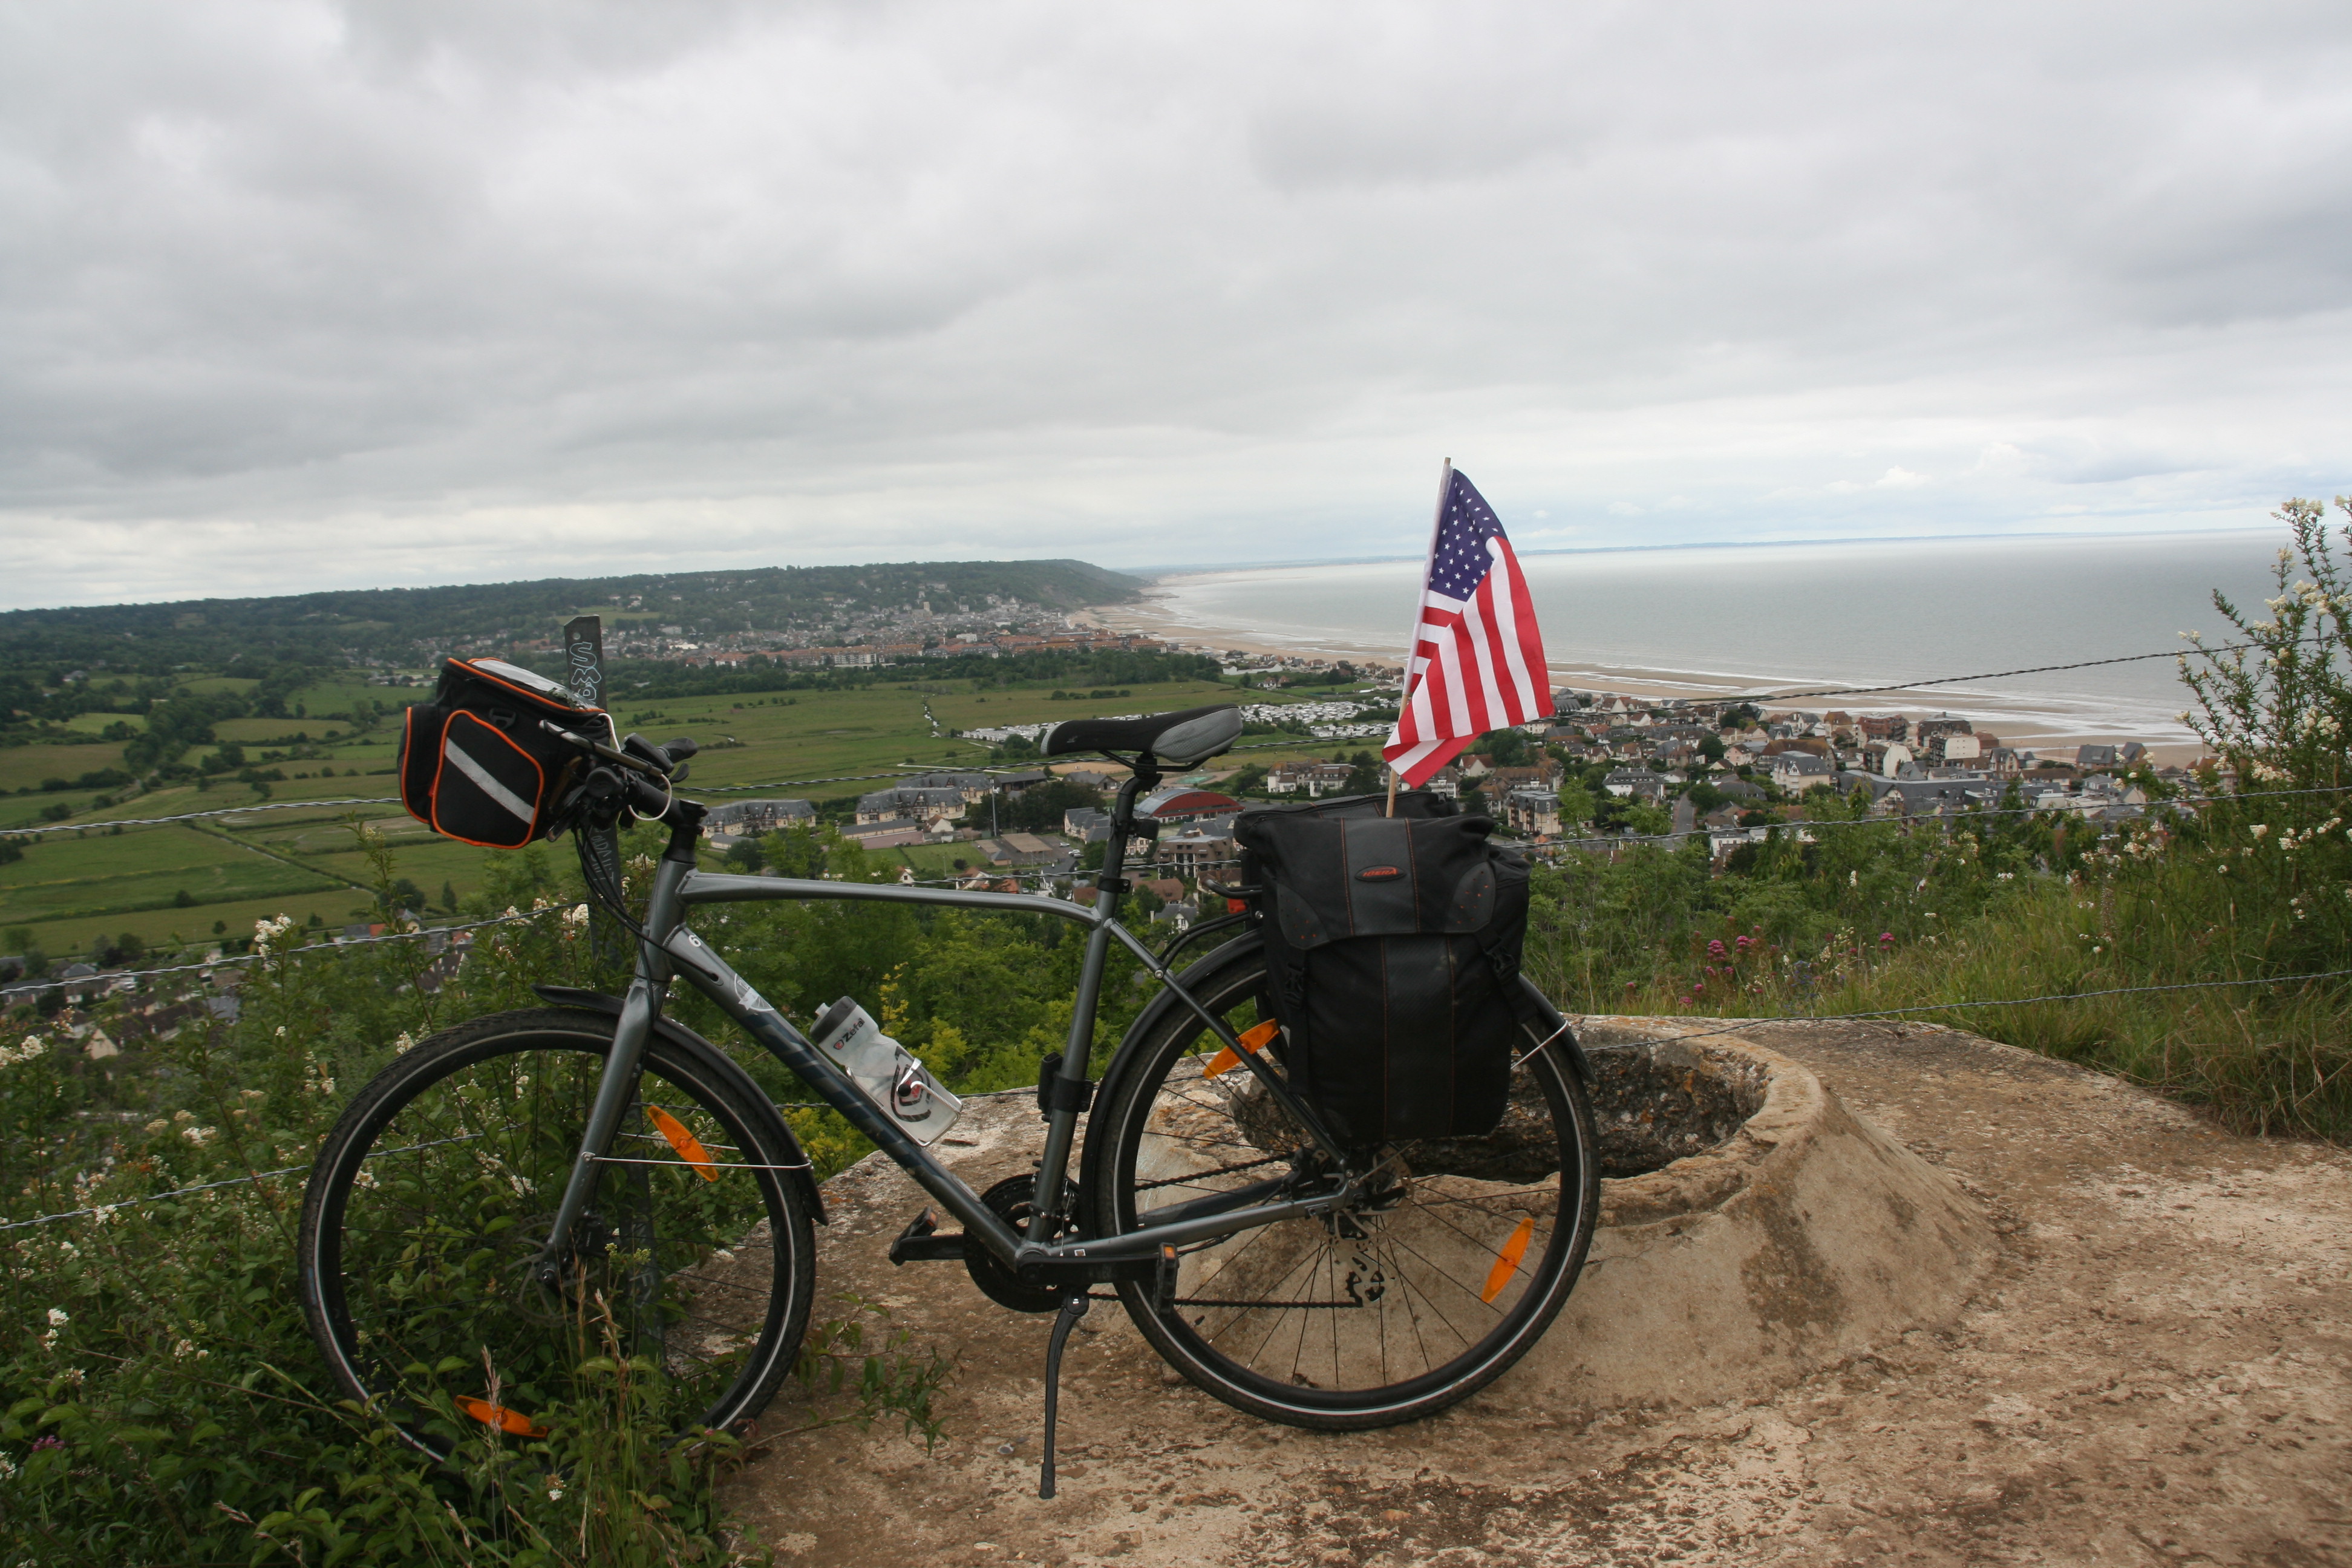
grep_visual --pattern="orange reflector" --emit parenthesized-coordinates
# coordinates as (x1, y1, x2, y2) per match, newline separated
(1204, 1020, 1281, 1080)
(1480, 1216, 1536, 1304)
(459, 1397, 548, 1437)
(645, 1104, 719, 1181)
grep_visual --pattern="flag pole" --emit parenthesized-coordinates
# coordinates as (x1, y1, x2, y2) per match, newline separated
(1388, 457, 1454, 818)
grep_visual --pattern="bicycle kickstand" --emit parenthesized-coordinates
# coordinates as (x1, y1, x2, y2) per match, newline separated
(1037, 1292, 1089, 1500)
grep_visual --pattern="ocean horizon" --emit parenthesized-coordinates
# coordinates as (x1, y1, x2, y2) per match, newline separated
(1101, 528, 2302, 748)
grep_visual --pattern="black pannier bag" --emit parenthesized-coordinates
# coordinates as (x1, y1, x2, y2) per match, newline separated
(398, 658, 612, 849)
(1233, 791, 1537, 1144)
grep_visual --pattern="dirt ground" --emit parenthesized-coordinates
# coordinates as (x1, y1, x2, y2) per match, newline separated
(719, 1022, 2352, 1566)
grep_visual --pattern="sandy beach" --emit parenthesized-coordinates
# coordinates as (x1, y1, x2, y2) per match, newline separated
(1080, 592, 2209, 763)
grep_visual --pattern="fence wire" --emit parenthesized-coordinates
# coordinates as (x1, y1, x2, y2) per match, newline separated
(9, 963, 2347, 1234)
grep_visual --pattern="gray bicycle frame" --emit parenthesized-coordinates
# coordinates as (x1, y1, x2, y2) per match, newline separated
(531, 790, 1353, 1288)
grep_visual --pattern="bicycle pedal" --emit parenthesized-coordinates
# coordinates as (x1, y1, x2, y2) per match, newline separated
(1151, 1242, 1180, 1315)
(887, 1209, 967, 1264)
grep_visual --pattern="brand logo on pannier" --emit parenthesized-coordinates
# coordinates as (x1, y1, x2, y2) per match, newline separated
(1356, 865, 1403, 881)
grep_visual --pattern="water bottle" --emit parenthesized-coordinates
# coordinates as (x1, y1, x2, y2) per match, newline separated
(807, 996, 964, 1146)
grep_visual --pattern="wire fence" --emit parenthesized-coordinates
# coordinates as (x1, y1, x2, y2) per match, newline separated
(9, 961, 2347, 1235)
(0, 907, 560, 997)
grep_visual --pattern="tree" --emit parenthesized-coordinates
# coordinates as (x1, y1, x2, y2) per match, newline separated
(1341, 750, 1383, 795)
(1556, 780, 1596, 828)
(1622, 801, 1674, 837)
(998, 777, 1105, 834)
(2181, 495, 2352, 798)
(1480, 728, 1534, 768)
(763, 823, 829, 880)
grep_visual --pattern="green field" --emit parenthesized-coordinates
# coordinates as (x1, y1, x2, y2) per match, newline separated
(0, 676, 1371, 963)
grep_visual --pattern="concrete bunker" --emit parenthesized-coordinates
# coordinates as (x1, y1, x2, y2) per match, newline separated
(1505, 1019, 1999, 1410)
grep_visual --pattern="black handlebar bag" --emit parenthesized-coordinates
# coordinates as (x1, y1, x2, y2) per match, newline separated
(398, 658, 611, 849)
(1234, 792, 1537, 1144)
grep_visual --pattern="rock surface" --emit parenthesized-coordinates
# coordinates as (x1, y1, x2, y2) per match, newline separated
(719, 1021, 2352, 1566)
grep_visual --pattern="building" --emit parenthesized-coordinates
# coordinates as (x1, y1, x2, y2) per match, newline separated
(894, 771, 992, 805)
(1158, 815, 1240, 876)
(1858, 714, 1909, 743)
(854, 785, 967, 827)
(1766, 753, 1840, 792)
(1267, 762, 1357, 797)
(702, 799, 815, 835)
(1135, 786, 1243, 823)
(990, 769, 1053, 795)
(975, 832, 1071, 867)
(1602, 769, 1668, 800)
(1502, 785, 1562, 839)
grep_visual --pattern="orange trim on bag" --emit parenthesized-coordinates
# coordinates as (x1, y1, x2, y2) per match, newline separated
(1480, 1215, 1535, 1304)
(645, 1105, 719, 1181)
(1204, 1019, 1281, 1080)
(428, 711, 547, 850)
(451, 658, 608, 719)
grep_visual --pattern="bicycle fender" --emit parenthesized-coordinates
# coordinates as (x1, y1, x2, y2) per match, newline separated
(531, 984, 828, 1224)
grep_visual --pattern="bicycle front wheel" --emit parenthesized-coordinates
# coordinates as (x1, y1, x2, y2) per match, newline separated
(1091, 944, 1598, 1429)
(298, 1007, 815, 1458)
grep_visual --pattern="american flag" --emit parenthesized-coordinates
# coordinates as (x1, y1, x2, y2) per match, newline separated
(1382, 467, 1552, 787)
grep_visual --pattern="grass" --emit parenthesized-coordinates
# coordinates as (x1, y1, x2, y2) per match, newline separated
(0, 742, 127, 795)
(2, 678, 1358, 962)
(0, 841, 342, 931)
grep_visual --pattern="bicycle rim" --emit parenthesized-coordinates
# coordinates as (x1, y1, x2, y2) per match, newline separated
(1094, 952, 1598, 1427)
(300, 1010, 810, 1457)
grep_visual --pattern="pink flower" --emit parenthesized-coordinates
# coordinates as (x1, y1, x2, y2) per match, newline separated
(1707, 939, 1728, 959)
(1879, 932, 1895, 946)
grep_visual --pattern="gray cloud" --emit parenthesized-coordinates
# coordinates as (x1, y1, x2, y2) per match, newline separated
(3, 1, 2350, 607)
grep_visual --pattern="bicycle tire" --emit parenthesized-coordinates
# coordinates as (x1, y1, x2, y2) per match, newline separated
(298, 1007, 815, 1458)
(1089, 941, 1598, 1429)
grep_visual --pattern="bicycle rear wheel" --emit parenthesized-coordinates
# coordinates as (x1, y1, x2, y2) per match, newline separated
(298, 1007, 814, 1457)
(1090, 942, 1598, 1429)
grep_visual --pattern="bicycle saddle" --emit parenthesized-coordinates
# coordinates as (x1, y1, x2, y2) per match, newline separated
(1042, 703, 1242, 766)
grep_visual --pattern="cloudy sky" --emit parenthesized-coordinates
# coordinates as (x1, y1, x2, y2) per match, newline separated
(4, 2, 2350, 609)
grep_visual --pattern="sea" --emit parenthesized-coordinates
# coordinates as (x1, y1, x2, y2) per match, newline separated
(1119, 531, 2300, 748)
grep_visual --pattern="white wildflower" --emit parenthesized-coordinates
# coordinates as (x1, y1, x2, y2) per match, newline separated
(2250, 824, 2270, 840)
(352, 1166, 378, 1190)
(143, 1119, 168, 1134)
(46, 1308, 68, 1328)
(171, 1338, 206, 1360)
(180, 1125, 217, 1146)
(172, 1109, 194, 1123)
(90, 1206, 116, 1226)
(392, 1031, 415, 1054)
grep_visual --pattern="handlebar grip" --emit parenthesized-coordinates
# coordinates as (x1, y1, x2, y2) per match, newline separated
(661, 736, 699, 763)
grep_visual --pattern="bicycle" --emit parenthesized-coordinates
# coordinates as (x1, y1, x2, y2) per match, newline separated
(296, 703, 1600, 1496)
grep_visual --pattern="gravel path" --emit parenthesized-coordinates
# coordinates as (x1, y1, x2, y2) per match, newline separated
(719, 1022, 2351, 1566)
